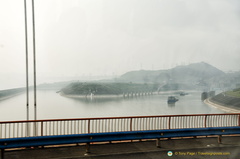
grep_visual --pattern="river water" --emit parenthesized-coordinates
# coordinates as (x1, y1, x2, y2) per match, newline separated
(0, 90, 224, 121)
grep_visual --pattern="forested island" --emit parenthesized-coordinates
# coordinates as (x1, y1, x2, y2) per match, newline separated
(61, 82, 158, 97)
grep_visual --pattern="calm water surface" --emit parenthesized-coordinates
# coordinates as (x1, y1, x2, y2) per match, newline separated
(0, 90, 224, 121)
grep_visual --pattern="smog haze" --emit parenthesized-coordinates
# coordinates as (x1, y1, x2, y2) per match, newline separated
(0, 0, 240, 89)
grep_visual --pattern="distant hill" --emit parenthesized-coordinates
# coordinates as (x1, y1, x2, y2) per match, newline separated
(118, 62, 225, 85)
(38, 62, 239, 92)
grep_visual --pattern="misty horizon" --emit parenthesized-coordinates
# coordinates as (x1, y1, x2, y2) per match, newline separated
(0, 61, 238, 90)
(1, 0, 240, 89)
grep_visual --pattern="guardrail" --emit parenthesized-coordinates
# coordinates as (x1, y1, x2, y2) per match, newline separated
(1, 127, 240, 149)
(0, 113, 239, 138)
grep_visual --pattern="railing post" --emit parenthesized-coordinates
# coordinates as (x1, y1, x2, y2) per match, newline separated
(26, 122, 29, 137)
(156, 138, 161, 148)
(238, 115, 240, 127)
(88, 119, 90, 134)
(84, 142, 90, 156)
(1, 149, 5, 159)
(218, 135, 222, 144)
(204, 115, 207, 128)
(41, 121, 43, 136)
(84, 119, 91, 156)
(130, 118, 132, 131)
(34, 121, 36, 136)
(168, 117, 171, 129)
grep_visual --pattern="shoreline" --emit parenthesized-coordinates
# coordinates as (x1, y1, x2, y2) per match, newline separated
(204, 98, 240, 113)
(60, 92, 125, 99)
(0, 92, 24, 101)
(60, 91, 161, 99)
(60, 90, 199, 99)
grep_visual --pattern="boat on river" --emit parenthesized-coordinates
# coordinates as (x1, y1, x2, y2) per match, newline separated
(167, 96, 179, 104)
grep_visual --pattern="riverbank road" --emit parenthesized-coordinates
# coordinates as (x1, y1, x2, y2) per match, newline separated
(4, 136, 240, 159)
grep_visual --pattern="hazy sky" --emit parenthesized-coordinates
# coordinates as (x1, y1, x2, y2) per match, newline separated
(0, 0, 240, 89)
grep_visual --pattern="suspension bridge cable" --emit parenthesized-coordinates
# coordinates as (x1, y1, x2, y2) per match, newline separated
(24, 0, 29, 136)
(24, 0, 29, 123)
(32, 0, 37, 121)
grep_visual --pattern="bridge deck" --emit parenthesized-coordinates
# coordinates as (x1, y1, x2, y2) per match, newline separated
(3, 136, 240, 159)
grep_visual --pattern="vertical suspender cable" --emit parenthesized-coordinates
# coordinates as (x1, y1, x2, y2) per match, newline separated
(24, 0, 29, 136)
(32, 0, 37, 136)
(32, 0, 37, 122)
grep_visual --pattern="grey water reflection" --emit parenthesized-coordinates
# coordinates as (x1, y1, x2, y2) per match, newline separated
(71, 96, 124, 104)
(167, 103, 175, 107)
(0, 90, 224, 121)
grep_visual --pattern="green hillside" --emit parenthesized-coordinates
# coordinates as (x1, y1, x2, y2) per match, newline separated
(226, 88, 240, 98)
